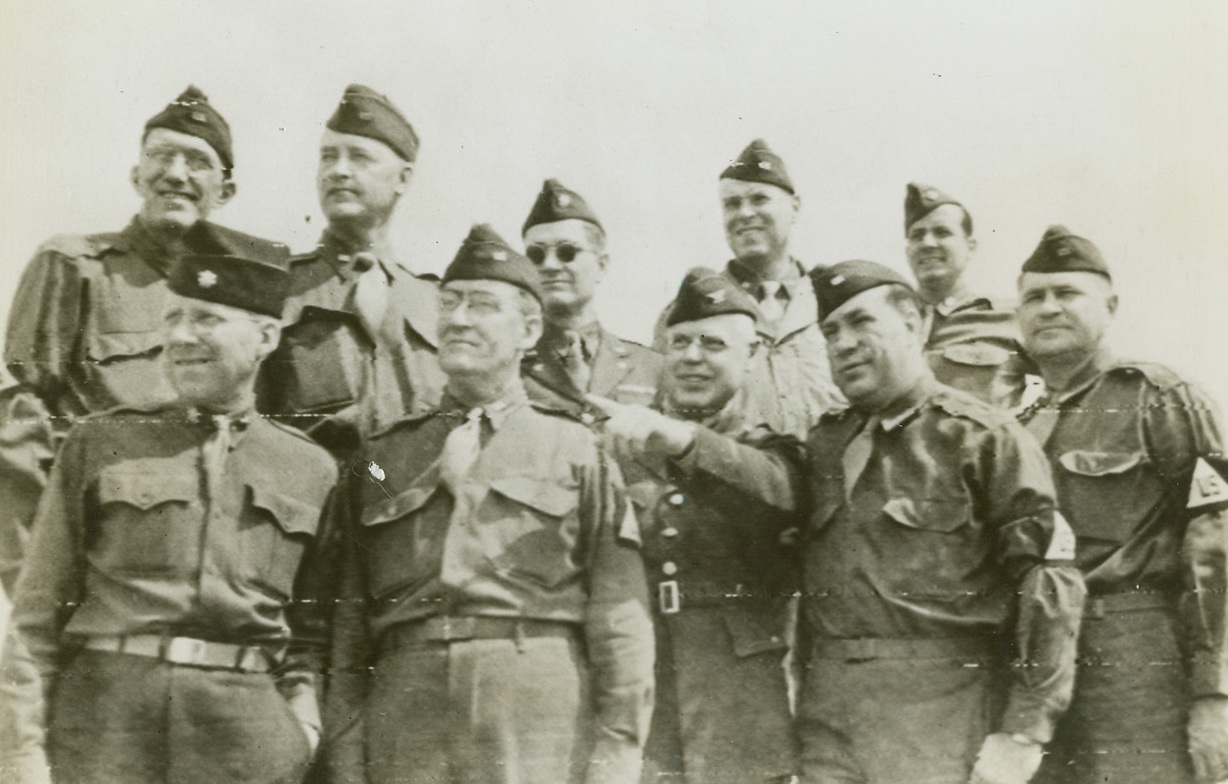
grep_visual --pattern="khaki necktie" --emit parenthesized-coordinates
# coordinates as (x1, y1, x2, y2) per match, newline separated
(351, 251, 390, 341)
(201, 413, 248, 502)
(757, 280, 787, 326)
(841, 416, 880, 503)
(440, 407, 485, 499)
(559, 330, 592, 392)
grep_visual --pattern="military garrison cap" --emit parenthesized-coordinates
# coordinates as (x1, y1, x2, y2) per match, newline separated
(168, 254, 291, 318)
(904, 182, 969, 233)
(144, 86, 234, 172)
(327, 83, 420, 162)
(1021, 225, 1111, 280)
(810, 260, 915, 322)
(522, 179, 603, 234)
(666, 267, 759, 327)
(720, 139, 795, 194)
(442, 224, 545, 304)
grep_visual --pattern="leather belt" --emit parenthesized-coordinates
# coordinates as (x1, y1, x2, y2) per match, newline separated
(1084, 592, 1171, 620)
(381, 617, 578, 651)
(83, 634, 277, 673)
(811, 636, 996, 662)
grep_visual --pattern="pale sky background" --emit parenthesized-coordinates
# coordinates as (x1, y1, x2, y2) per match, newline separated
(1, 0, 1226, 402)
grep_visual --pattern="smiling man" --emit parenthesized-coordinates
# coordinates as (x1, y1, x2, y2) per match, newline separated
(655, 140, 842, 438)
(797, 260, 1084, 784)
(0, 86, 286, 593)
(903, 183, 1023, 405)
(322, 225, 653, 784)
(258, 84, 445, 457)
(521, 179, 662, 421)
(0, 251, 336, 784)
(1015, 227, 1228, 784)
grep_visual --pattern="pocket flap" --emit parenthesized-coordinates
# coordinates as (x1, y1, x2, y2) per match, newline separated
(882, 497, 969, 533)
(98, 463, 195, 510)
(250, 483, 320, 537)
(488, 476, 578, 518)
(941, 343, 1011, 367)
(360, 480, 440, 527)
(1058, 450, 1145, 477)
(87, 329, 163, 362)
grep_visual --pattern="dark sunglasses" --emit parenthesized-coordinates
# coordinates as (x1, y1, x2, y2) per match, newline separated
(526, 243, 585, 264)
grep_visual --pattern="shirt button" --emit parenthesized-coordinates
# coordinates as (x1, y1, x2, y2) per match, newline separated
(667, 493, 684, 506)
(662, 561, 678, 576)
(661, 527, 679, 539)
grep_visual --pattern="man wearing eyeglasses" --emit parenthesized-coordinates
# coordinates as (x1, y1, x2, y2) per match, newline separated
(586, 267, 802, 784)
(257, 84, 445, 457)
(654, 140, 843, 439)
(0, 86, 286, 594)
(520, 179, 662, 423)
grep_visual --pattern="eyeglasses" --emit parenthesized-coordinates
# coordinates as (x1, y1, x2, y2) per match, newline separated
(526, 242, 586, 264)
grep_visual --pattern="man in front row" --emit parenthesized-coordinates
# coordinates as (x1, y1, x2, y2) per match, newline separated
(322, 225, 653, 784)
(798, 261, 1085, 784)
(1015, 226, 1228, 784)
(588, 268, 801, 783)
(0, 252, 337, 784)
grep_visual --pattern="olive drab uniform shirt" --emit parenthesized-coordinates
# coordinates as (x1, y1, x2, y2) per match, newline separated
(804, 376, 1085, 742)
(626, 400, 802, 783)
(324, 388, 654, 782)
(921, 291, 1026, 406)
(0, 406, 338, 770)
(1018, 356, 1228, 698)
(257, 233, 446, 456)
(655, 259, 843, 439)
(523, 322, 662, 421)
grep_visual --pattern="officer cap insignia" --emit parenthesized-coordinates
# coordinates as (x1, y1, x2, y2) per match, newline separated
(197, 269, 218, 288)
(1189, 458, 1228, 510)
(1057, 247, 1071, 256)
(925, 189, 938, 200)
(830, 274, 845, 286)
(358, 111, 373, 122)
(758, 160, 773, 171)
(492, 250, 508, 262)
(706, 289, 727, 304)
(326, 84, 419, 162)
(190, 111, 207, 123)
(811, 260, 914, 322)
(522, 178, 602, 234)
(442, 224, 544, 305)
(720, 139, 795, 194)
(557, 193, 572, 208)
(665, 266, 757, 326)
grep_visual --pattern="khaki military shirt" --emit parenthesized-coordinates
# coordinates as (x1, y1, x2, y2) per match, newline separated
(922, 292, 1024, 405)
(0, 406, 338, 762)
(524, 322, 662, 420)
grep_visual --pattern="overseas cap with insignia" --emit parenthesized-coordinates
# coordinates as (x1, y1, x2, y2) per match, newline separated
(168, 254, 290, 318)
(1021, 225, 1111, 280)
(666, 266, 759, 327)
(144, 85, 234, 172)
(327, 83, 420, 162)
(904, 182, 969, 233)
(720, 139, 795, 195)
(442, 224, 545, 304)
(810, 260, 915, 322)
(522, 178, 603, 234)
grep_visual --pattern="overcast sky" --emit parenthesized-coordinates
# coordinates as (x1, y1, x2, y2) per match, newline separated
(2, 0, 1226, 401)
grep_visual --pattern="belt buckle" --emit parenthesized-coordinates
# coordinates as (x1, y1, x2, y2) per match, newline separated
(429, 616, 477, 642)
(164, 636, 208, 666)
(659, 581, 680, 615)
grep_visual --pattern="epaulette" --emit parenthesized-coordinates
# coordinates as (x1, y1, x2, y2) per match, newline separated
(287, 249, 323, 266)
(80, 402, 174, 424)
(1104, 360, 1187, 391)
(931, 385, 1015, 429)
(367, 409, 439, 441)
(37, 233, 116, 259)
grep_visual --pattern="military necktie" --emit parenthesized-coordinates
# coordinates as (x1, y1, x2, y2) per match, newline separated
(351, 251, 390, 341)
(559, 330, 592, 392)
(440, 407, 485, 498)
(841, 415, 880, 503)
(757, 280, 788, 326)
(199, 412, 249, 502)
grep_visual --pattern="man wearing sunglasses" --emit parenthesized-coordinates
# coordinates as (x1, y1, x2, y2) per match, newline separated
(257, 84, 445, 457)
(520, 179, 662, 422)
(654, 140, 843, 439)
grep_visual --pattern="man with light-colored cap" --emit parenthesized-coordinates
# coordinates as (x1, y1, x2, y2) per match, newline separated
(0, 251, 337, 784)
(320, 225, 653, 784)
(796, 260, 1084, 784)
(258, 83, 445, 457)
(0, 86, 288, 594)
(903, 182, 1024, 405)
(1015, 226, 1228, 784)
(521, 178, 662, 421)
(654, 139, 842, 439)
(587, 267, 801, 783)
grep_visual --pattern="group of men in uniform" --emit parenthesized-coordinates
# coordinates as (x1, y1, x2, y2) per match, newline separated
(0, 82, 1226, 784)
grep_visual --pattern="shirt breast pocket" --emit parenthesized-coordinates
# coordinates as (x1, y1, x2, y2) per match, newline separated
(359, 482, 446, 599)
(245, 483, 320, 600)
(1056, 450, 1150, 543)
(95, 464, 198, 574)
(279, 308, 368, 412)
(880, 497, 976, 592)
(483, 476, 581, 590)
